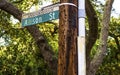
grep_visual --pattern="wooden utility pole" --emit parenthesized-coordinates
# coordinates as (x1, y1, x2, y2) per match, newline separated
(58, 0, 78, 75)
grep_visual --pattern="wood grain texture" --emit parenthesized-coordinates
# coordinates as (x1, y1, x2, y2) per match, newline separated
(58, 0, 78, 75)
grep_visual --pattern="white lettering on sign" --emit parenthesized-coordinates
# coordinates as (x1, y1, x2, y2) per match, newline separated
(33, 17, 37, 24)
(23, 16, 43, 26)
(24, 20, 28, 25)
(49, 12, 55, 20)
(39, 17, 42, 23)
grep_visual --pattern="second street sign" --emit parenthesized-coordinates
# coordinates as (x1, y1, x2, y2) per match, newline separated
(22, 3, 59, 27)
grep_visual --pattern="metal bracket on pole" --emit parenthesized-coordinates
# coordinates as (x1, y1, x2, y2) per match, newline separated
(59, 3, 77, 7)
(78, 9, 86, 18)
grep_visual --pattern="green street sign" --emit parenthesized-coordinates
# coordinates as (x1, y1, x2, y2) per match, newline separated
(21, 3, 59, 27)
(22, 10, 59, 27)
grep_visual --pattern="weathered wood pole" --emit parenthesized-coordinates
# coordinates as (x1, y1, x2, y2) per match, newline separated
(58, 0, 78, 75)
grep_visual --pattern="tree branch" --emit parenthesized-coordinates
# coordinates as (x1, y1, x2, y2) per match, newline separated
(88, 0, 114, 75)
(85, 0, 99, 53)
(85, 0, 99, 72)
(0, 0, 57, 74)
(0, 0, 22, 21)
(86, 0, 99, 54)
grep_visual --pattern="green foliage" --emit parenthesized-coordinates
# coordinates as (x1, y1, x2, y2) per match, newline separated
(0, 0, 59, 75)
(96, 18, 120, 75)
(90, 0, 120, 74)
(1, 0, 120, 75)
(110, 18, 120, 37)
(38, 21, 58, 52)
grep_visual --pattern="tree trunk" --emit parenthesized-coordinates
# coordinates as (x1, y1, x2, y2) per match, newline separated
(85, 0, 99, 74)
(58, 0, 78, 75)
(88, 0, 114, 75)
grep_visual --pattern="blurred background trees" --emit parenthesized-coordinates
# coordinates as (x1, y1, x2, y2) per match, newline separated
(0, 0, 120, 75)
